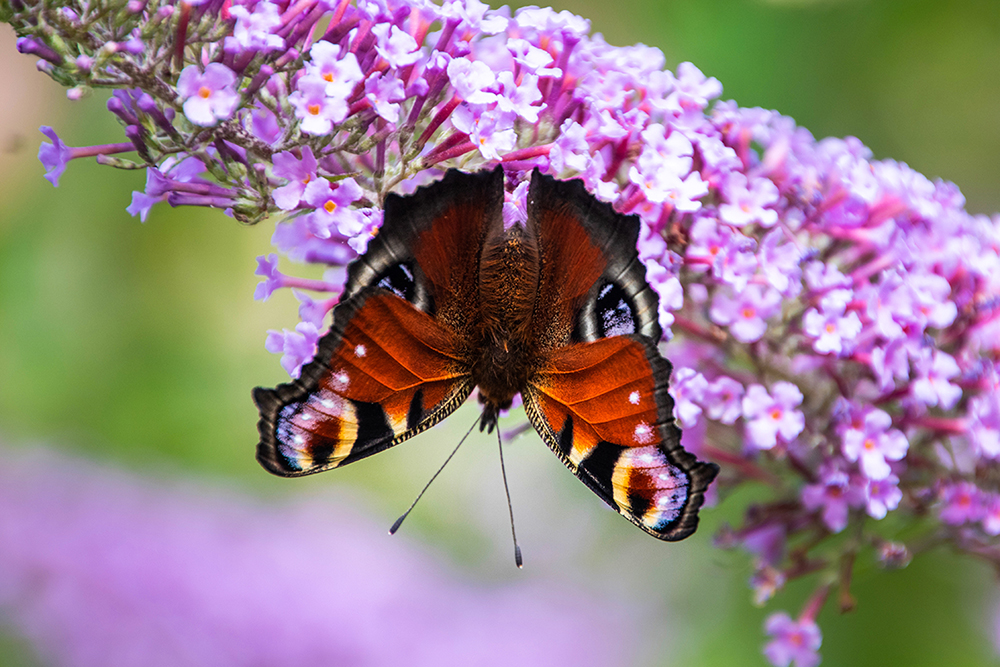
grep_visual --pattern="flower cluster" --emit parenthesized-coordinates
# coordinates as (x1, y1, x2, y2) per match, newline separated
(9, 0, 1000, 664)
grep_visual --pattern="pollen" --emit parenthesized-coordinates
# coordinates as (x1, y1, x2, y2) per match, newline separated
(307, 103, 321, 116)
(324, 200, 337, 214)
(198, 86, 212, 99)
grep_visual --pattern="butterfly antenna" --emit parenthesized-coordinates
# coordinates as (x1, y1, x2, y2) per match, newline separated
(496, 424, 523, 569)
(389, 415, 479, 536)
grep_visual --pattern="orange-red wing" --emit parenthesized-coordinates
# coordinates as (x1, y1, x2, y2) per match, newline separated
(524, 335, 718, 540)
(254, 291, 472, 476)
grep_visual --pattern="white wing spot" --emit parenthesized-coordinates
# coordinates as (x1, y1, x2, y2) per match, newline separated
(320, 398, 335, 409)
(333, 371, 350, 388)
(629, 391, 640, 405)
(292, 435, 304, 445)
(300, 413, 312, 421)
(633, 422, 654, 444)
(355, 344, 367, 357)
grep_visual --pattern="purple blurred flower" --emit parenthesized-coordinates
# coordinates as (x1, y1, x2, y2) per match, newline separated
(742, 382, 805, 451)
(703, 376, 744, 425)
(802, 303, 862, 356)
(176, 63, 239, 127)
(864, 474, 902, 520)
(841, 408, 908, 481)
(710, 285, 782, 343)
(910, 349, 963, 410)
(38, 125, 71, 186)
(763, 613, 822, 667)
(671, 367, 708, 428)
(0, 447, 637, 667)
(719, 172, 779, 228)
(939, 482, 983, 525)
(226, 1, 284, 53)
(801, 465, 862, 533)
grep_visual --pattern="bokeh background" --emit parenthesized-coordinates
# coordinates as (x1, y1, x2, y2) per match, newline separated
(1, 0, 999, 664)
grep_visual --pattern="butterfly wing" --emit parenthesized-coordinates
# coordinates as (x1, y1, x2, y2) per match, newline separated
(523, 170, 718, 540)
(254, 291, 473, 475)
(255, 168, 505, 476)
(524, 335, 717, 540)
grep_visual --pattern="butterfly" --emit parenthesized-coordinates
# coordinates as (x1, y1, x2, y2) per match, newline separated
(254, 167, 718, 541)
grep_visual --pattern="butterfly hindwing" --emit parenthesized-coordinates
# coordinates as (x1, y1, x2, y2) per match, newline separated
(525, 335, 717, 540)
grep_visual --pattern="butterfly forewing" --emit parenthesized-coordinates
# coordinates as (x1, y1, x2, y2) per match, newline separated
(255, 290, 472, 476)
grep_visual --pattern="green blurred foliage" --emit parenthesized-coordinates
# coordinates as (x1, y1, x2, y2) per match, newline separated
(1, 1, 999, 665)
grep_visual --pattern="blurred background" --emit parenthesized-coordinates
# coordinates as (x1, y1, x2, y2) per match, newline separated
(1, 0, 999, 665)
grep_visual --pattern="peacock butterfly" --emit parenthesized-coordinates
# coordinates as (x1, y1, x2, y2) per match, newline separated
(253, 167, 719, 541)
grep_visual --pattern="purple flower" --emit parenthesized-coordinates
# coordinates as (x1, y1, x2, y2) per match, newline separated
(664, 61, 722, 112)
(910, 349, 962, 410)
(38, 126, 71, 186)
(710, 284, 782, 343)
(671, 367, 708, 428)
(451, 106, 516, 161)
(266, 322, 320, 378)
(841, 408, 908, 480)
(272, 146, 319, 211)
(704, 376, 745, 425)
(802, 464, 863, 532)
(254, 253, 283, 301)
(364, 71, 406, 123)
(802, 303, 862, 356)
(0, 447, 637, 667)
(447, 57, 498, 104)
(938, 482, 984, 525)
(980, 494, 1000, 536)
(719, 172, 779, 228)
(226, 1, 284, 53)
(750, 564, 786, 606)
(289, 76, 348, 135)
(304, 42, 363, 99)
(763, 613, 822, 667)
(302, 177, 365, 238)
(864, 474, 902, 519)
(372, 23, 422, 68)
(742, 382, 805, 451)
(177, 63, 239, 127)
(495, 71, 544, 123)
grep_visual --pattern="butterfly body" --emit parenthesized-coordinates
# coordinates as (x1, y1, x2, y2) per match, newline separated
(255, 167, 718, 541)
